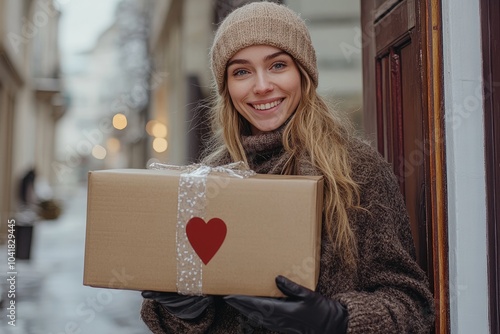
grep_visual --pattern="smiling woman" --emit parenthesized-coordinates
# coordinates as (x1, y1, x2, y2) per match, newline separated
(140, 2, 435, 333)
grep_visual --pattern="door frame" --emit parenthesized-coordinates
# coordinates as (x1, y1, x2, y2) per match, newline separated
(420, 0, 449, 332)
(481, 0, 500, 331)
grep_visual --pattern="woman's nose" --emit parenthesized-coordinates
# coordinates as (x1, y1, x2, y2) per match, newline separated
(253, 72, 274, 94)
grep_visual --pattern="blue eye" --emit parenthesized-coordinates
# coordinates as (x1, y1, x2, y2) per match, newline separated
(272, 62, 286, 70)
(233, 69, 249, 76)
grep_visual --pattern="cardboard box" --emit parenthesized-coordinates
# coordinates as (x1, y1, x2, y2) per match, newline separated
(84, 168, 323, 297)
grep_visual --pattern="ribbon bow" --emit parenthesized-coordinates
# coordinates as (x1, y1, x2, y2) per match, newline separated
(148, 161, 256, 179)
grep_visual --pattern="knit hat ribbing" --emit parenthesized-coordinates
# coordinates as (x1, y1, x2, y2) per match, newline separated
(210, 2, 318, 93)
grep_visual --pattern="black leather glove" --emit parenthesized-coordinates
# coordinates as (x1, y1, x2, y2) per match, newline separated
(224, 275, 348, 334)
(141, 291, 213, 320)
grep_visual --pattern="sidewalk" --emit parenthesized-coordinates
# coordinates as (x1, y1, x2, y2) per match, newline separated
(0, 185, 150, 333)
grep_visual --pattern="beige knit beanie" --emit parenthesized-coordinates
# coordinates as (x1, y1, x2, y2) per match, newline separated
(210, 1, 318, 93)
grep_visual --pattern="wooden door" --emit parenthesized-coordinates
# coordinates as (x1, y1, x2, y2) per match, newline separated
(361, 0, 448, 333)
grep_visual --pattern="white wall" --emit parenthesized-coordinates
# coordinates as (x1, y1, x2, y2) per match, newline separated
(442, 0, 489, 332)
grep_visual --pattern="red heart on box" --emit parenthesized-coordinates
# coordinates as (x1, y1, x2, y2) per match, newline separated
(186, 217, 227, 265)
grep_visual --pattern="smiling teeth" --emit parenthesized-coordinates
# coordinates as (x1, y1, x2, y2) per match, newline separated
(252, 99, 282, 110)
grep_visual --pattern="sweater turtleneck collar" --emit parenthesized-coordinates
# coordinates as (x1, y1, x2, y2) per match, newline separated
(241, 125, 287, 174)
(241, 126, 284, 155)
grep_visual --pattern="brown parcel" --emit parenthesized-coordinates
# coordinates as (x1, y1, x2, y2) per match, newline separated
(84, 168, 323, 297)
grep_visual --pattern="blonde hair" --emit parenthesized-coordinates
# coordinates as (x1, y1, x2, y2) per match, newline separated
(202, 62, 360, 268)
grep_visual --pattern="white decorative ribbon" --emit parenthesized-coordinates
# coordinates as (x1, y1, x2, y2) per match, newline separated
(148, 161, 255, 295)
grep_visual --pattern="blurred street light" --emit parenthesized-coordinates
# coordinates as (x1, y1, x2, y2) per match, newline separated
(112, 113, 128, 130)
(151, 122, 167, 138)
(106, 137, 121, 153)
(92, 145, 107, 159)
(152, 137, 168, 153)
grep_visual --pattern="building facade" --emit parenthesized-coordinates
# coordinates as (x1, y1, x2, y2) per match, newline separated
(0, 0, 64, 240)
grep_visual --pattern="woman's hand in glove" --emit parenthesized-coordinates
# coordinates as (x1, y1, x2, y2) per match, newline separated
(224, 275, 348, 334)
(141, 291, 213, 320)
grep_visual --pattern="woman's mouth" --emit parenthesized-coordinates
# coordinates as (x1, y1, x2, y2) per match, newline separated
(251, 99, 283, 111)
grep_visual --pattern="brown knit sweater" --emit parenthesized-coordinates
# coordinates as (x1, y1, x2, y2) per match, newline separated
(141, 129, 435, 333)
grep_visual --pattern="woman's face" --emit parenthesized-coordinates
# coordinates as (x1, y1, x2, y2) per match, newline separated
(226, 45, 302, 135)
